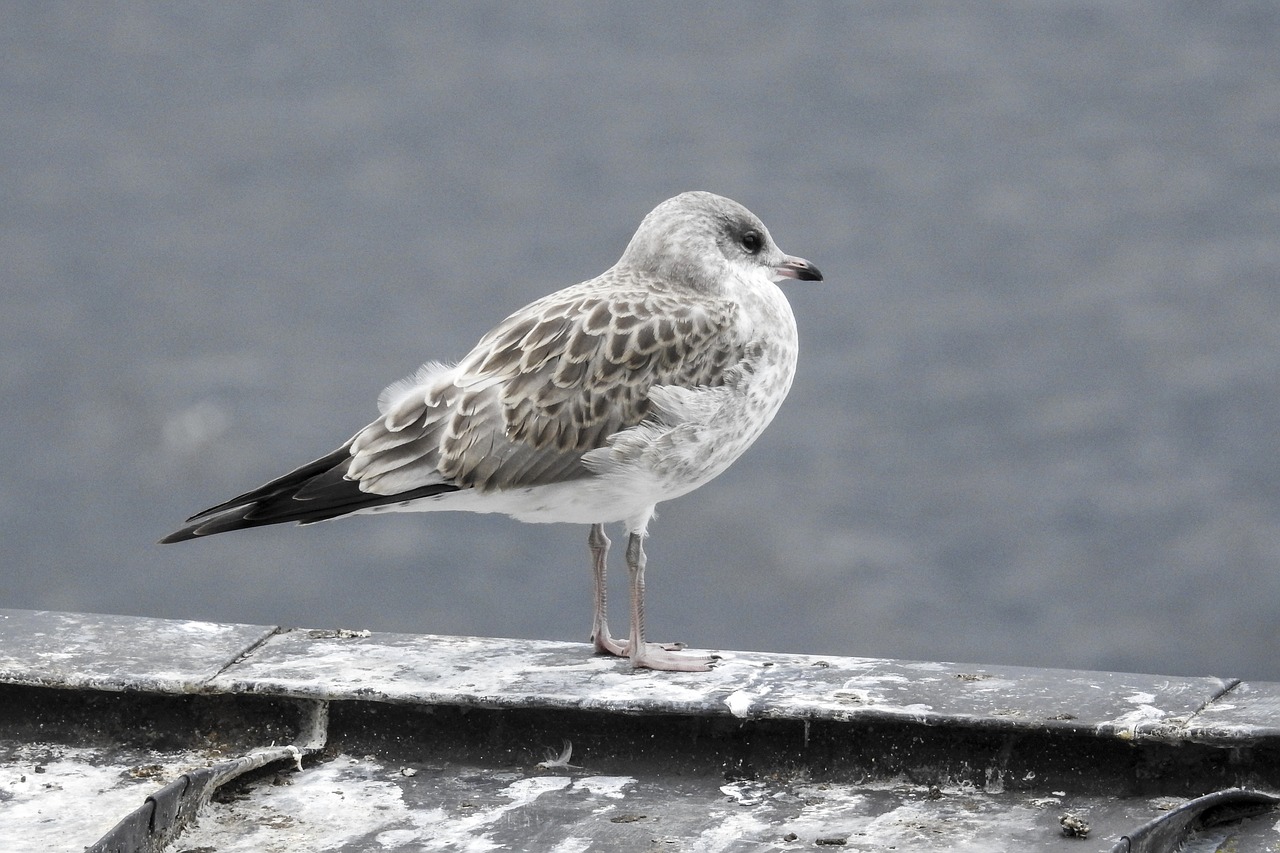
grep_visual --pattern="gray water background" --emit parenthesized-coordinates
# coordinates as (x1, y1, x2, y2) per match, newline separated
(4, 3, 1279, 679)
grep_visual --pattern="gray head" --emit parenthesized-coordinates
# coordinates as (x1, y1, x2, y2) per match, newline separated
(618, 191, 822, 293)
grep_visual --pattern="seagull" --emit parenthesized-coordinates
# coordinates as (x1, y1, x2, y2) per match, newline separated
(162, 191, 822, 671)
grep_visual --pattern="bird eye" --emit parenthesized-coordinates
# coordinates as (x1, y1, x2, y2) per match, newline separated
(741, 231, 762, 254)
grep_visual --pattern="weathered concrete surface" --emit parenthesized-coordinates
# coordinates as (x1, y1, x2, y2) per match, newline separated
(0, 609, 276, 693)
(1, 609, 1256, 743)
(175, 759, 1280, 853)
(0, 608, 1276, 852)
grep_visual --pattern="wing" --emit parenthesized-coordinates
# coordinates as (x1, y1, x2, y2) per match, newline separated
(161, 278, 744, 542)
(158, 442, 461, 542)
(348, 277, 744, 496)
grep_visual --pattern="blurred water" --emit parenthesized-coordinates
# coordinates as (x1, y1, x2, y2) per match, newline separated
(3, 3, 1278, 678)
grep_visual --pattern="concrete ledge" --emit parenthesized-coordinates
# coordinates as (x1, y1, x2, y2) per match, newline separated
(1, 608, 1273, 745)
(2, 608, 1278, 852)
(0, 608, 277, 693)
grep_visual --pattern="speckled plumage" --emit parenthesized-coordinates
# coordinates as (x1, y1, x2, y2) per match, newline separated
(163, 191, 822, 671)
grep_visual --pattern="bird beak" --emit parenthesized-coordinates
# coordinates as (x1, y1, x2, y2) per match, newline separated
(774, 255, 823, 282)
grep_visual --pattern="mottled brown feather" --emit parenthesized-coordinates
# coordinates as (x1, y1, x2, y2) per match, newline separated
(350, 281, 744, 495)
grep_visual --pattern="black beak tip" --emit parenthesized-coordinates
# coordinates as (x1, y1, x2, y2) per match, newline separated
(780, 259, 823, 282)
(796, 263, 823, 282)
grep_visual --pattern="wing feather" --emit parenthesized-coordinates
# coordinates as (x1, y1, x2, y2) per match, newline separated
(347, 278, 743, 496)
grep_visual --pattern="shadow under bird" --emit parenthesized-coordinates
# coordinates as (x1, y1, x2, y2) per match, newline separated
(162, 191, 822, 671)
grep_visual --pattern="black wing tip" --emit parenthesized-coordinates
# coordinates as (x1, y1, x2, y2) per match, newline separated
(158, 511, 250, 544)
(157, 439, 466, 547)
(156, 514, 214, 544)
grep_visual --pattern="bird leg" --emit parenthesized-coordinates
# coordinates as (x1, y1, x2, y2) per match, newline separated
(588, 523, 627, 657)
(588, 524, 710, 670)
(623, 531, 714, 672)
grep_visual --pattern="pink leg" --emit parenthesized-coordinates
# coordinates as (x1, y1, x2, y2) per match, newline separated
(588, 523, 628, 656)
(623, 531, 714, 672)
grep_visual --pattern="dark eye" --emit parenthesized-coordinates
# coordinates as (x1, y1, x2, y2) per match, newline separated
(741, 231, 763, 254)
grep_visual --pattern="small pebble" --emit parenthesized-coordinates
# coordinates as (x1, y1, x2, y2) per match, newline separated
(1059, 813, 1090, 838)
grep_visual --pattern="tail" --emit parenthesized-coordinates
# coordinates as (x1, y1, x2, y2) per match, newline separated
(160, 444, 460, 543)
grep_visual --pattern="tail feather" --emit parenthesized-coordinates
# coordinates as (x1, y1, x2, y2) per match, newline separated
(159, 444, 460, 543)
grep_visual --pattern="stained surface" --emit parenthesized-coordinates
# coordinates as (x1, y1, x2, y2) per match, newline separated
(1, 609, 1278, 851)
(0, 608, 277, 692)
(0, 609, 1260, 738)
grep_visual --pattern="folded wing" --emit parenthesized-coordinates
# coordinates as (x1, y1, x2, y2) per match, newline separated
(161, 278, 743, 542)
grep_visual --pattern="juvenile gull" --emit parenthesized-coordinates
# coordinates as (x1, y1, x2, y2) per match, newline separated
(162, 191, 822, 671)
